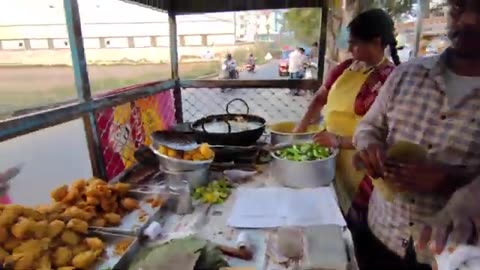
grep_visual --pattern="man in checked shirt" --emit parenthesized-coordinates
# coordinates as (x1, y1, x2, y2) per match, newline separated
(352, 0, 480, 269)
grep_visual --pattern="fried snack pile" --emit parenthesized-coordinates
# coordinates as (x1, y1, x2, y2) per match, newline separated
(50, 178, 139, 227)
(158, 143, 214, 161)
(0, 204, 105, 270)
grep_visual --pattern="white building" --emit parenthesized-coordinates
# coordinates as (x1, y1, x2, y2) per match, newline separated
(235, 10, 284, 42)
(0, 0, 236, 50)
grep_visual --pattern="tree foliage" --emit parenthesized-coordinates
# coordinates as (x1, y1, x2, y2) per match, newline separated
(283, 8, 322, 45)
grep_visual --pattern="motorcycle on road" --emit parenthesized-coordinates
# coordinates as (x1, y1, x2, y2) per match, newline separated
(219, 62, 239, 93)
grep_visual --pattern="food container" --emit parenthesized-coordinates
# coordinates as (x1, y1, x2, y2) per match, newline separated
(269, 121, 323, 145)
(151, 148, 213, 172)
(161, 167, 209, 189)
(270, 145, 338, 188)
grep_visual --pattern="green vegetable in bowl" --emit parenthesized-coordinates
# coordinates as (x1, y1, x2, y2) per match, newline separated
(275, 143, 332, 161)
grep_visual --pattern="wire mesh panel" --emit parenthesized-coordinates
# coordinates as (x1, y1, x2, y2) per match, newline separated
(95, 90, 176, 179)
(182, 88, 314, 123)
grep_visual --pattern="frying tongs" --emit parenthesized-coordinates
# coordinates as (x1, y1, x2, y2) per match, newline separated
(88, 226, 140, 237)
(127, 183, 168, 196)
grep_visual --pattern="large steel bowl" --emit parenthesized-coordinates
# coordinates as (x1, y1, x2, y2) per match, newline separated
(270, 145, 338, 188)
(269, 121, 323, 145)
(151, 148, 213, 172)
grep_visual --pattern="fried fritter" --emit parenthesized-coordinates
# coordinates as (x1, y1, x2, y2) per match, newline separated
(33, 220, 48, 239)
(72, 250, 97, 269)
(63, 206, 93, 221)
(0, 204, 24, 226)
(60, 230, 81, 246)
(113, 182, 131, 196)
(53, 246, 73, 267)
(66, 218, 88, 234)
(11, 253, 34, 270)
(0, 247, 9, 263)
(3, 237, 21, 251)
(104, 212, 121, 226)
(0, 226, 8, 243)
(11, 217, 35, 239)
(85, 237, 104, 251)
(48, 219, 66, 238)
(36, 252, 52, 270)
(90, 217, 106, 227)
(121, 197, 139, 210)
(71, 243, 88, 256)
(51, 185, 69, 202)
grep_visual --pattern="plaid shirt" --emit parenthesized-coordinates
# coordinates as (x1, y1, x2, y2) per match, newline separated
(353, 51, 480, 264)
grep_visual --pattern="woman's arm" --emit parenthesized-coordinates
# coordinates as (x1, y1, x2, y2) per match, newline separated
(294, 86, 329, 133)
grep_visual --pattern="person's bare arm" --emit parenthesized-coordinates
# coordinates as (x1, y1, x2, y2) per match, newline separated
(294, 86, 329, 133)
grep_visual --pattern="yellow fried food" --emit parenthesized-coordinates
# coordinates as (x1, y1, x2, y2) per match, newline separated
(57, 267, 76, 270)
(66, 218, 88, 234)
(121, 197, 139, 210)
(48, 219, 65, 238)
(72, 250, 97, 269)
(36, 252, 52, 270)
(11, 217, 35, 239)
(100, 197, 118, 213)
(85, 237, 104, 251)
(0, 227, 8, 243)
(11, 253, 34, 270)
(166, 148, 177, 157)
(53, 246, 73, 267)
(51, 185, 69, 202)
(33, 220, 49, 239)
(61, 230, 81, 246)
(158, 145, 168, 155)
(90, 217, 106, 227)
(61, 188, 79, 204)
(199, 143, 214, 159)
(3, 237, 21, 251)
(104, 212, 121, 226)
(13, 239, 49, 260)
(71, 179, 87, 191)
(86, 196, 100, 205)
(71, 243, 88, 256)
(0, 204, 24, 226)
(22, 207, 44, 221)
(0, 247, 9, 263)
(63, 206, 94, 221)
(113, 182, 131, 196)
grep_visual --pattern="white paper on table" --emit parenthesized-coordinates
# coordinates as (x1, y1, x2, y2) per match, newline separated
(227, 187, 346, 228)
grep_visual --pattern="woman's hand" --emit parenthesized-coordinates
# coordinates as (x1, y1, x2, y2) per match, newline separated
(313, 131, 340, 148)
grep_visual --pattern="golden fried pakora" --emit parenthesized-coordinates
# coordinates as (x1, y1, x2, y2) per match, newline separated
(53, 246, 73, 267)
(34, 220, 48, 239)
(57, 267, 76, 270)
(11, 253, 34, 270)
(113, 182, 131, 196)
(104, 212, 121, 226)
(51, 185, 69, 202)
(86, 196, 100, 206)
(66, 218, 88, 234)
(0, 205, 24, 226)
(121, 197, 139, 211)
(61, 188, 79, 204)
(0, 247, 9, 263)
(90, 217, 106, 227)
(72, 250, 97, 269)
(60, 230, 81, 246)
(0, 227, 8, 243)
(85, 237, 104, 251)
(36, 252, 52, 270)
(11, 217, 35, 239)
(71, 179, 87, 191)
(48, 219, 66, 238)
(63, 206, 94, 221)
(3, 237, 21, 251)
(21, 207, 44, 221)
(71, 243, 88, 256)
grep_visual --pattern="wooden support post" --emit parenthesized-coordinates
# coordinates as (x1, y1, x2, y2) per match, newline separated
(169, 9, 183, 123)
(317, 3, 329, 84)
(63, 0, 106, 179)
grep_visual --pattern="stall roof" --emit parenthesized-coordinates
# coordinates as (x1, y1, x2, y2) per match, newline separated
(125, 0, 324, 14)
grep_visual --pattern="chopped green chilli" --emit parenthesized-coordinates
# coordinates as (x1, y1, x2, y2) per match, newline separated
(275, 143, 332, 162)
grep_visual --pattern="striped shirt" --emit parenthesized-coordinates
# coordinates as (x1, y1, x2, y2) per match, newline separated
(353, 50, 480, 264)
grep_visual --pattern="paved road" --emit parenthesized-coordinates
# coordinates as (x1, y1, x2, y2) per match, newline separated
(0, 60, 313, 205)
(182, 60, 312, 123)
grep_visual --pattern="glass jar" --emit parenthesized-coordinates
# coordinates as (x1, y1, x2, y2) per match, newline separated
(168, 180, 193, 215)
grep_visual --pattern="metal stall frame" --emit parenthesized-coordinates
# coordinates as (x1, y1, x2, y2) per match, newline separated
(2, 0, 431, 179)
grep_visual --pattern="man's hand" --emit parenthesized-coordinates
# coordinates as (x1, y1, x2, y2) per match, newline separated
(312, 131, 340, 148)
(353, 144, 386, 178)
(417, 182, 480, 255)
(384, 162, 450, 194)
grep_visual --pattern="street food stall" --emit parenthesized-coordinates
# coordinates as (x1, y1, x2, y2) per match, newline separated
(0, 0, 434, 269)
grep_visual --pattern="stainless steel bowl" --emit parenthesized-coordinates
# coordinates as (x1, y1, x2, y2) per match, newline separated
(161, 167, 209, 189)
(151, 148, 213, 172)
(269, 121, 323, 145)
(270, 145, 338, 188)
